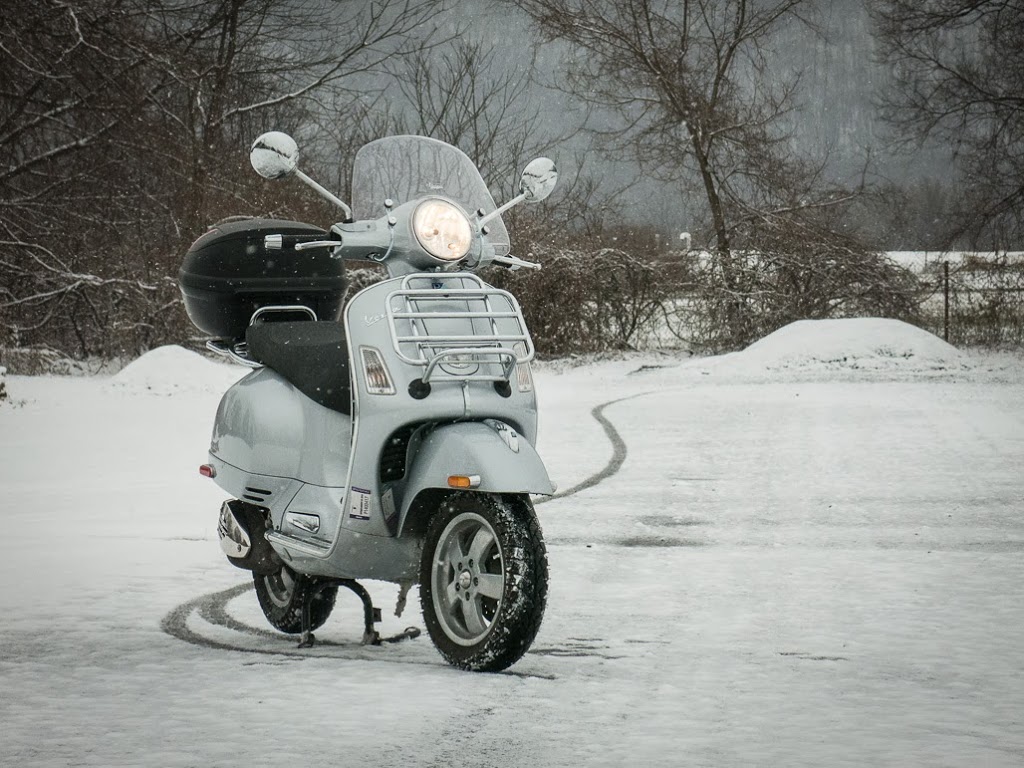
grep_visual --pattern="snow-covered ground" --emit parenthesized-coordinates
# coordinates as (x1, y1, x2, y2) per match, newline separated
(1, 320, 1023, 767)
(886, 250, 1024, 271)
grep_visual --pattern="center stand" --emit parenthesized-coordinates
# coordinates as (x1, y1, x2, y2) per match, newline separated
(298, 578, 420, 648)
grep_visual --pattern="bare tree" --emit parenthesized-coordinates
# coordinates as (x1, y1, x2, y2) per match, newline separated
(389, 39, 544, 200)
(392, 36, 650, 253)
(0, 0, 445, 360)
(0, 1, 168, 357)
(142, 0, 446, 231)
(509, 1, 811, 246)
(871, 0, 1024, 249)
(508, 0, 903, 348)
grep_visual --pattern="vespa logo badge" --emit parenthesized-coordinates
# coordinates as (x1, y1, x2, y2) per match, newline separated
(364, 313, 386, 326)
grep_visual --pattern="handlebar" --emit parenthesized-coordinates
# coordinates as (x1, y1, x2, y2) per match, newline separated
(263, 210, 539, 275)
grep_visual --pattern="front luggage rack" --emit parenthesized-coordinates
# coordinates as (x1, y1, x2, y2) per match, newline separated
(385, 273, 534, 384)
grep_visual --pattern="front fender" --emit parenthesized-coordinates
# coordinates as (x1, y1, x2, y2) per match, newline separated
(398, 421, 554, 535)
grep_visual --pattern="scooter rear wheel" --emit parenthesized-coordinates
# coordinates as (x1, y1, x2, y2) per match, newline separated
(419, 492, 547, 672)
(253, 565, 337, 634)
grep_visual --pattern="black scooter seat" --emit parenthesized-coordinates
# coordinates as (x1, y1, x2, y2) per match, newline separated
(245, 321, 351, 415)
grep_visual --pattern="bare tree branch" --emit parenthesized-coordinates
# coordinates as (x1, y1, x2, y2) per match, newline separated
(871, 0, 1024, 248)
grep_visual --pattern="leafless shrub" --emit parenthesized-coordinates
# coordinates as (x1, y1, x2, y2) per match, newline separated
(488, 247, 672, 356)
(342, 264, 389, 305)
(668, 212, 923, 351)
(0, 345, 122, 375)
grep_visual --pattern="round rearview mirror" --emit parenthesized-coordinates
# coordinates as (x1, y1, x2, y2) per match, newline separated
(250, 131, 298, 179)
(519, 157, 558, 203)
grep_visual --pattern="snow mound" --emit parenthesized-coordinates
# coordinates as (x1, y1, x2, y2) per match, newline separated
(109, 345, 244, 395)
(699, 318, 969, 379)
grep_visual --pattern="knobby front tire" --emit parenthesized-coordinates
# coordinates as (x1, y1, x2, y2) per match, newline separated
(419, 492, 548, 672)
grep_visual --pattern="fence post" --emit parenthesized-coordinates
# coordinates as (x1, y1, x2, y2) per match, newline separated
(943, 260, 950, 342)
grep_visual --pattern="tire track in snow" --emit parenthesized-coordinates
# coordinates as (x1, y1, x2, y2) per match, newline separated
(161, 583, 261, 654)
(161, 392, 646, 666)
(536, 393, 648, 504)
(160, 581, 554, 677)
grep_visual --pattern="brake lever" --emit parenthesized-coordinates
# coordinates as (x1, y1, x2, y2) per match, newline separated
(263, 234, 340, 252)
(293, 240, 340, 252)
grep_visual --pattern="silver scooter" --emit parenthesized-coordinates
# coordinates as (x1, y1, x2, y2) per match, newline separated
(180, 132, 558, 671)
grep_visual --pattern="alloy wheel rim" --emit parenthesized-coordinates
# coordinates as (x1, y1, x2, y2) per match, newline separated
(431, 511, 505, 646)
(265, 566, 296, 608)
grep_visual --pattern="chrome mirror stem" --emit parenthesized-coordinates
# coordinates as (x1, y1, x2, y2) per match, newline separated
(293, 169, 353, 220)
(478, 192, 527, 228)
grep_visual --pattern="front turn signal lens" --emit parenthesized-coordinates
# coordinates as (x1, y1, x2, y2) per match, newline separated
(448, 475, 481, 489)
(360, 346, 395, 395)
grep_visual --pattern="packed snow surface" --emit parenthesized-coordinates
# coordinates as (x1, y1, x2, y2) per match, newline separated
(698, 317, 967, 378)
(1, 340, 1023, 767)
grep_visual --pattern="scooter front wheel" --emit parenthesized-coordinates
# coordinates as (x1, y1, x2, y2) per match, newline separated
(419, 492, 548, 672)
(254, 565, 337, 634)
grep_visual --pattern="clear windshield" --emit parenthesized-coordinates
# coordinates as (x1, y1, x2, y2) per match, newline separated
(351, 136, 510, 256)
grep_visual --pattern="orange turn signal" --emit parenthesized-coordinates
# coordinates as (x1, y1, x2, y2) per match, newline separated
(447, 474, 481, 489)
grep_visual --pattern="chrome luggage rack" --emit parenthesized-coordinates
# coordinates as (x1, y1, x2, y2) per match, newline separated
(386, 273, 535, 384)
(205, 305, 318, 368)
(206, 338, 260, 368)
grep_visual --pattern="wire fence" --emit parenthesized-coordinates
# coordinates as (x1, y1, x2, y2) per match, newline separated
(917, 257, 1024, 348)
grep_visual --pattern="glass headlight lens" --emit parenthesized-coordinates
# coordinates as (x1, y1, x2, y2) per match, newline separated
(413, 199, 472, 261)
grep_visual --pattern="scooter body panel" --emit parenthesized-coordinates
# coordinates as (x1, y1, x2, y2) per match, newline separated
(208, 273, 549, 584)
(209, 367, 354, 552)
(205, 454, 303, 524)
(211, 366, 352, 487)
(335, 276, 544, 540)
(397, 421, 554, 535)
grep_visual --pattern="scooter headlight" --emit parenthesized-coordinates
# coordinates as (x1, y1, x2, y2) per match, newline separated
(413, 199, 472, 261)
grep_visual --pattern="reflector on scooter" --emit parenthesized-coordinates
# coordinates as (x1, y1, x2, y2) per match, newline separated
(448, 475, 481, 489)
(199, 464, 216, 478)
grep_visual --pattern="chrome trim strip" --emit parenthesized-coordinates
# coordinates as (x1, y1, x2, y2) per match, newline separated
(266, 530, 331, 557)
